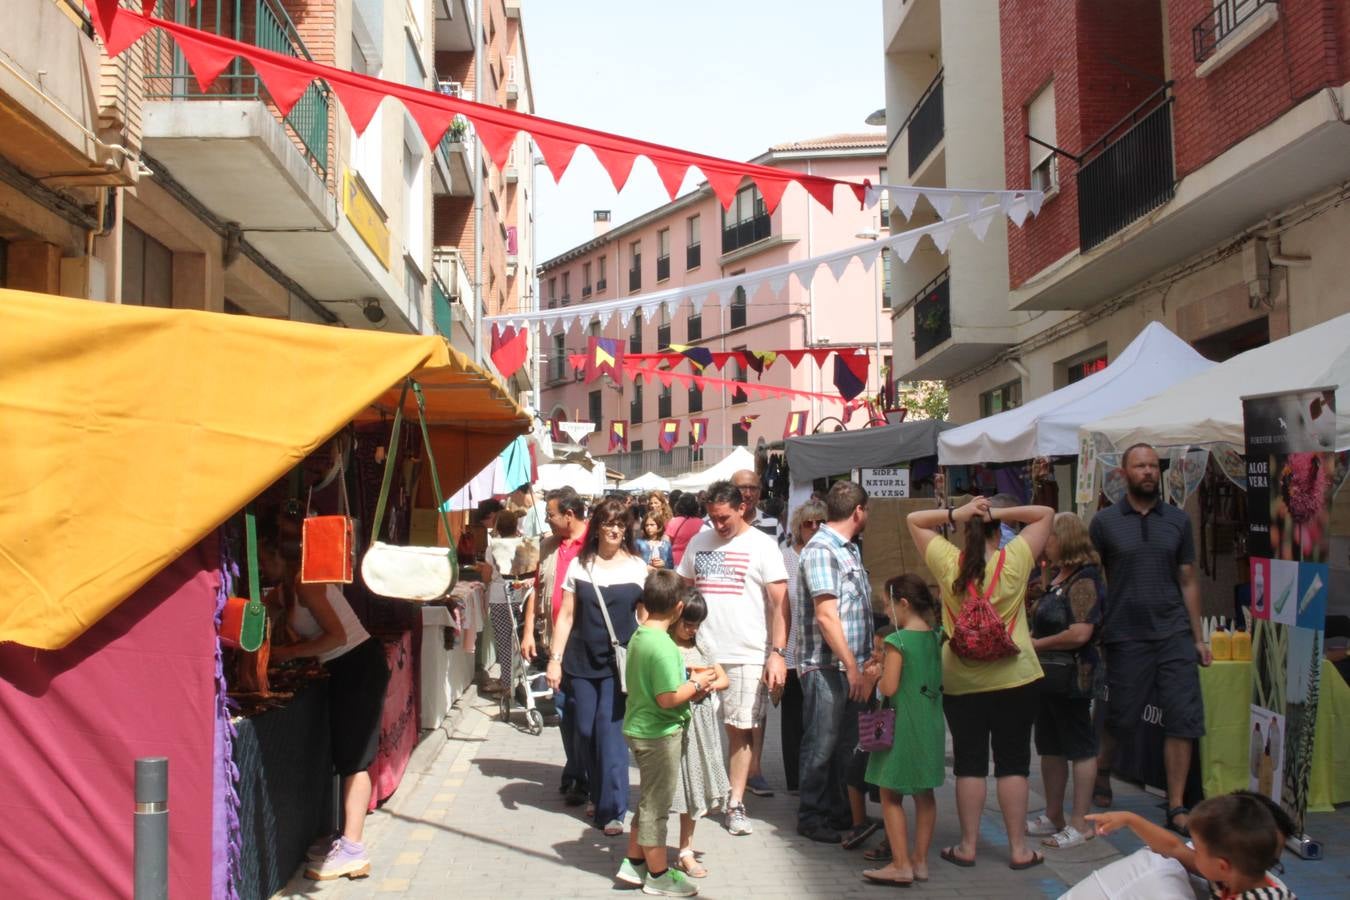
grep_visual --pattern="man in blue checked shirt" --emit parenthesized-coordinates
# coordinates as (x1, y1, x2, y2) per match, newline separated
(795, 480, 874, 843)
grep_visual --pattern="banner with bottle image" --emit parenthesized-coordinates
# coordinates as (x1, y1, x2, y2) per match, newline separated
(1242, 387, 1335, 835)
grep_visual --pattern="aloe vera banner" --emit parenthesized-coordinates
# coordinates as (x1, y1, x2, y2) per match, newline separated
(1242, 387, 1335, 836)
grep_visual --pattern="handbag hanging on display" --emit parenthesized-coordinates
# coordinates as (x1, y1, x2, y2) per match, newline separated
(360, 380, 460, 601)
(221, 511, 267, 653)
(300, 441, 355, 584)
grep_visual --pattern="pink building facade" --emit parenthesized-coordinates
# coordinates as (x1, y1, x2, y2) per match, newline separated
(537, 135, 890, 473)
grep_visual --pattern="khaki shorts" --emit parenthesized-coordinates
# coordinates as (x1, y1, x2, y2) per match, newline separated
(627, 732, 683, 847)
(721, 663, 768, 729)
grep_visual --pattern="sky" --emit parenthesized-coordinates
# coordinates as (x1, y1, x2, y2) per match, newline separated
(522, 1, 884, 264)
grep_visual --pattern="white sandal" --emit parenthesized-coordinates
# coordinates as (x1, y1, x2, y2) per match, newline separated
(1042, 825, 1090, 849)
(676, 849, 707, 878)
(1025, 814, 1059, 836)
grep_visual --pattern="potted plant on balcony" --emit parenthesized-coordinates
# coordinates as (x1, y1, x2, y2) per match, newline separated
(447, 115, 469, 145)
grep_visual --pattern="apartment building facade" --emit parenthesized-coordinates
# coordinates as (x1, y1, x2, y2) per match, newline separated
(537, 135, 890, 475)
(882, 0, 1350, 423)
(433, 0, 537, 404)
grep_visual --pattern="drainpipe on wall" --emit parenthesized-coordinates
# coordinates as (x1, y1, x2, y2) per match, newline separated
(472, 2, 484, 365)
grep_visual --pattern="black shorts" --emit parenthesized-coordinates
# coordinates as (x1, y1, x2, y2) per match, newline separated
(1034, 693, 1097, 760)
(846, 746, 879, 801)
(325, 638, 391, 776)
(943, 681, 1039, 778)
(1104, 633, 1205, 740)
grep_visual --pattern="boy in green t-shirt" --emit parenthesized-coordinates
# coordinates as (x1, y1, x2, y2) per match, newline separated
(616, 570, 716, 897)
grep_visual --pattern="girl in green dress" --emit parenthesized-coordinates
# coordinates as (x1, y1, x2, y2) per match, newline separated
(862, 574, 945, 887)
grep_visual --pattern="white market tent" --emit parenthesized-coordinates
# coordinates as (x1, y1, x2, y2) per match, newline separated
(668, 446, 758, 492)
(535, 461, 609, 496)
(619, 471, 672, 492)
(938, 322, 1214, 465)
(1083, 311, 1350, 453)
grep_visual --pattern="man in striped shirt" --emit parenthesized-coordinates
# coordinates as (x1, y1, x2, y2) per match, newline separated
(678, 480, 789, 836)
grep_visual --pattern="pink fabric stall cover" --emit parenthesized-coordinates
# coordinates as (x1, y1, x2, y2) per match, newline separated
(368, 632, 417, 810)
(0, 543, 219, 898)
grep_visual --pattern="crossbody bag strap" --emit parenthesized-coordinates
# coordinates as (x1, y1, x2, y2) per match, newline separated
(411, 382, 455, 556)
(244, 510, 262, 613)
(587, 562, 621, 648)
(370, 380, 410, 545)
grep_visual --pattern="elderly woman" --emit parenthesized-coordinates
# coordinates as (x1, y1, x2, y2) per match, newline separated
(779, 497, 827, 793)
(907, 496, 1053, 871)
(545, 497, 649, 835)
(1025, 512, 1105, 850)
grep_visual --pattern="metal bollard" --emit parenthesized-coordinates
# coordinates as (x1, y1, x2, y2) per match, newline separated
(134, 757, 169, 900)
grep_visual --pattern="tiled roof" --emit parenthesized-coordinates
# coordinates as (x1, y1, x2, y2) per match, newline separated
(768, 132, 886, 151)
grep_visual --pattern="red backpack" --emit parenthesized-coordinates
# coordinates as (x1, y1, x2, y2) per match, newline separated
(945, 549, 1020, 662)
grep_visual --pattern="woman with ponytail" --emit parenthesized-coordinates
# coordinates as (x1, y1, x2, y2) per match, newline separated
(906, 495, 1053, 872)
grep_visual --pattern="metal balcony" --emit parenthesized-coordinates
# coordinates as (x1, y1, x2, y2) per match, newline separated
(1077, 85, 1175, 251)
(904, 69, 944, 177)
(1193, 0, 1277, 63)
(911, 269, 951, 359)
(686, 243, 701, 270)
(656, 256, 671, 281)
(145, 0, 330, 177)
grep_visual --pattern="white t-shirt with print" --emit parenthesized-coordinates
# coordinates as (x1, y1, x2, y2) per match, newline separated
(677, 525, 788, 665)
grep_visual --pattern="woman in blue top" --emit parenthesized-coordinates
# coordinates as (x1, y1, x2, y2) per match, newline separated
(546, 497, 650, 835)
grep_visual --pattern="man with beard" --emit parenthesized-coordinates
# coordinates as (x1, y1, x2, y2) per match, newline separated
(794, 480, 874, 843)
(1089, 443, 1211, 836)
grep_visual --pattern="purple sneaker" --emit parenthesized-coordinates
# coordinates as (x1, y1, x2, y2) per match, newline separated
(305, 833, 338, 862)
(305, 837, 371, 880)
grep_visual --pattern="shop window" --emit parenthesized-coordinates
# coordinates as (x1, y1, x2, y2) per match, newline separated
(122, 223, 173, 307)
(980, 379, 1022, 417)
(1065, 352, 1108, 384)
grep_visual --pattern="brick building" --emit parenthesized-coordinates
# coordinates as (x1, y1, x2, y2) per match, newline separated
(536, 135, 889, 477)
(883, 0, 1350, 423)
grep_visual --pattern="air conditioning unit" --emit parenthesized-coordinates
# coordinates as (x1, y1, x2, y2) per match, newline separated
(438, 80, 462, 98)
(504, 166, 518, 184)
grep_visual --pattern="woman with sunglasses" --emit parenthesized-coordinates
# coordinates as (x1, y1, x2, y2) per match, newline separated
(546, 497, 650, 835)
(778, 498, 828, 793)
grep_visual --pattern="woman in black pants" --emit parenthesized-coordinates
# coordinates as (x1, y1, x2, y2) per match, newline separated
(779, 498, 827, 791)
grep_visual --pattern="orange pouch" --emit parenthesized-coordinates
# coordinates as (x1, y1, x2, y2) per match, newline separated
(301, 515, 354, 583)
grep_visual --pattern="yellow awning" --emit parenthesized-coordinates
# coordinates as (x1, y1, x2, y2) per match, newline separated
(0, 289, 529, 649)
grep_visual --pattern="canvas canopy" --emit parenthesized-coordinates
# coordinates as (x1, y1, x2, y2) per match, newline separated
(668, 446, 758, 491)
(0, 289, 529, 650)
(536, 462, 609, 496)
(938, 322, 1213, 465)
(785, 419, 954, 482)
(1082, 311, 1350, 452)
(620, 471, 672, 492)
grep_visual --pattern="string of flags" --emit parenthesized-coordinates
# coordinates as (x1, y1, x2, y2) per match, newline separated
(589, 409, 815, 453)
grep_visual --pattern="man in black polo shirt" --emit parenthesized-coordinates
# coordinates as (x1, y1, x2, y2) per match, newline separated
(1089, 443, 1211, 835)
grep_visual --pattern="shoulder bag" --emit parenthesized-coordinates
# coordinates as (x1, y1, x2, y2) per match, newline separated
(588, 563, 628, 693)
(221, 511, 268, 653)
(945, 549, 1021, 662)
(360, 380, 460, 601)
(300, 440, 355, 584)
(1038, 569, 1093, 696)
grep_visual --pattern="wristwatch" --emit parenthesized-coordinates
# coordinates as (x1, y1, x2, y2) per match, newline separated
(549, 653, 563, 663)
(770, 646, 787, 658)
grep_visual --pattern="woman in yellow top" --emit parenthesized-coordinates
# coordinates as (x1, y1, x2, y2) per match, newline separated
(907, 495, 1053, 872)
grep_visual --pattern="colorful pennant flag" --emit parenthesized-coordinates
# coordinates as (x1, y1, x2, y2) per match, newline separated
(659, 419, 681, 452)
(745, 350, 778, 378)
(784, 410, 809, 438)
(609, 420, 629, 452)
(833, 351, 870, 402)
(584, 336, 624, 384)
(738, 414, 760, 432)
(668, 343, 713, 373)
(689, 417, 709, 449)
(489, 324, 529, 379)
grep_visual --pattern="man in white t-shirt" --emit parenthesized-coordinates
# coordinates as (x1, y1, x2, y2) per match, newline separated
(678, 479, 788, 837)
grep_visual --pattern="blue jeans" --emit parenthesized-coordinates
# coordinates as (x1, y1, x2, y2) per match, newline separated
(797, 668, 861, 831)
(554, 683, 586, 788)
(566, 673, 628, 825)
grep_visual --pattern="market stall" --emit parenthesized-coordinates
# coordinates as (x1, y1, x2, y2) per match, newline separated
(667, 445, 758, 492)
(619, 471, 672, 492)
(0, 289, 528, 898)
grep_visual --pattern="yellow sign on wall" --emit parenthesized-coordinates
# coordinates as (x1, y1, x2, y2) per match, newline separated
(343, 170, 390, 270)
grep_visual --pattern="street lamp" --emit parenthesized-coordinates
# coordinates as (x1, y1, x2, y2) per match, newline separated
(855, 227, 883, 398)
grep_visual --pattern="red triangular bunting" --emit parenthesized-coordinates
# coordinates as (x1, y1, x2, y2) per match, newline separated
(174, 30, 239, 94)
(652, 156, 690, 200)
(103, 9, 153, 56)
(752, 175, 790, 215)
(710, 352, 733, 370)
(473, 117, 519, 171)
(89, 0, 121, 43)
(404, 97, 457, 150)
(801, 177, 837, 213)
(247, 54, 315, 117)
(592, 144, 638, 192)
(657, 369, 674, 388)
(781, 350, 807, 369)
(702, 167, 744, 210)
(568, 354, 585, 370)
(139, 0, 155, 14)
(331, 77, 387, 135)
(692, 376, 707, 391)
(809, 348, 833, 368)
(534, 131, 581, 182)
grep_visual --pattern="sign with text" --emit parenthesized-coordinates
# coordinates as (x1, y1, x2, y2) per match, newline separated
(857, 467, 910, 499)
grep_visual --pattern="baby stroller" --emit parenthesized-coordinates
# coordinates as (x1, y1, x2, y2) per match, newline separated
(488, 578, 552, 735)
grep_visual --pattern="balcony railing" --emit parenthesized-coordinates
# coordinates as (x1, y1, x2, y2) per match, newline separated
(904, 69, 944, 177)
(912, 269, 951, 359)
(145, 0, 331, 177)
(431, 270, 453, 339)
(721, 213, 771, 254)
(596, 278, 607, 293)
(1077, 85, 1175, 251)
(656, 256, 671, 281)
(1193, 0, 1276, 63)
(687, 243, 701, 269)
(599, 445, 738, 479)
(582, 285, 592, 298)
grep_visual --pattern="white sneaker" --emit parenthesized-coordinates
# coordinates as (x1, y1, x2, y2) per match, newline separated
(725, 803, 752, 836)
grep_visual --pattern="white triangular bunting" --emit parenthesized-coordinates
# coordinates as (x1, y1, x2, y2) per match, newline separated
(895, 188, 919, 220)
(642, 301, 661, 323)
(970, 208, 997, 241)
(1026, 191, 1044, 217)
(691, 293, 708, 314)
(859, 246, 881, 271)
(598, 308, 614, 328)
(925, 191, 955, 220)
(619, 305, 636, 327)
(864, 184, 882, 208)
(794, 265, 816, 291)
(964, 195, 984, 222)
(931, 222, 957, 253)
(768, 274, 788, 294)
(998, 193, 1015, 215)
(891, 234, 920, 263)
(826, 255, 852, 282)
(1007, 197, 1030, 227)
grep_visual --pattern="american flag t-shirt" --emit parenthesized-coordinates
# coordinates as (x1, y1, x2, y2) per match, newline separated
(692, 550, 752, 598)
